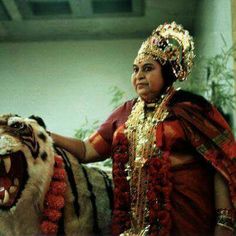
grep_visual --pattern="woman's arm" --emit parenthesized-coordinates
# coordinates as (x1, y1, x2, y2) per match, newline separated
(51, 132, 106, 163)
(214, 172, 235, 236)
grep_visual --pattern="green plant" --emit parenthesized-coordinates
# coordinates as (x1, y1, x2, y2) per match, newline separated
(181, 43, 236, 112)
(74, 86, 126, 140)
(109, 86, 126, 109)
(74, 118, 99, 140)
(204, 44, 236, 110)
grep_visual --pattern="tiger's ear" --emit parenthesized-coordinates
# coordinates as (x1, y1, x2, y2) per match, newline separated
(29, 115, 47, 129)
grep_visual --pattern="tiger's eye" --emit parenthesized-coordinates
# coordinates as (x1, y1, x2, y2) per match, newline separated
(10, 122, 25, 130)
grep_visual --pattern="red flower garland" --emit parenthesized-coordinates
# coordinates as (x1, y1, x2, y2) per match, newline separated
(112, 132, 131, 236)
(40, 155, 67, 235)
(112, 132, 172, 236)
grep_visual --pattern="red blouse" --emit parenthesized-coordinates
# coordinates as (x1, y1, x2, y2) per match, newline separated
(90, 99, 190, 156)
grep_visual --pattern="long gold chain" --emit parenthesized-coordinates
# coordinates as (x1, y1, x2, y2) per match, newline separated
(123, 87, 175, 235)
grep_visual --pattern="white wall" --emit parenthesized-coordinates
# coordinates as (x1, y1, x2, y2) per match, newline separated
(193, 0, 233, 82)
(1, 0, 234, 136)
(193, 0, 235, 128)
(194, 0, 233, 57)
(0, 39, 141, 136)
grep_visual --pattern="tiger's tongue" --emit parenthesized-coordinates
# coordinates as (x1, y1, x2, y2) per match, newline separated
(0, 178, 12, 197)
(0, 177, 19, 206)
(0, 161, 12, 201)
(0, 153, 26, 207)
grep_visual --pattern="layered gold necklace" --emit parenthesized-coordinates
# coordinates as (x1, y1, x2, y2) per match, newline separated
(123, 87, 175, 235)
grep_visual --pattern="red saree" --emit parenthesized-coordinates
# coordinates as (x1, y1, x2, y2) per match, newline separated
(89, 90, 236, 235)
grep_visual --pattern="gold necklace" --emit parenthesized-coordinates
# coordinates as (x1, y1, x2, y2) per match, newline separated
(124, 87, 175, 234)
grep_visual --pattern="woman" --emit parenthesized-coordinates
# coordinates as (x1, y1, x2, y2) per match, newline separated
(51, 22, 236, 236)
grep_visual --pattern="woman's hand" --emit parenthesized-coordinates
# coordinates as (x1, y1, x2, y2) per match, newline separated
(50, 132, 103, 163)
(214, 173, 235, 236)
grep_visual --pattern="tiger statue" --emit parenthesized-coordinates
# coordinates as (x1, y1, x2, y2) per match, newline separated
(0, 114, 113, 236)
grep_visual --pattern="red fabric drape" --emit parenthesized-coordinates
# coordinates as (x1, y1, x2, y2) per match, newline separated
(89, 93, 236, 235)
(169, 102, 236, 206)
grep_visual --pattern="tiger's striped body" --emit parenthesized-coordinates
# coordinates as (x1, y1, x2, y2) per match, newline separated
(0, 114, 112, 236)
(56, 147, 113, 235)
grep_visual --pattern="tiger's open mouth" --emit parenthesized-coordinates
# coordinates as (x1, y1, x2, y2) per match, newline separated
(0, 152, 28, 209)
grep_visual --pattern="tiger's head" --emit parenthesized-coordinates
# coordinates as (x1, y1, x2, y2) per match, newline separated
(0, 114, 54, 210)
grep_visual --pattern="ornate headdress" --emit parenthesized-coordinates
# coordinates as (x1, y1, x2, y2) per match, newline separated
(136, 21, 195, 81)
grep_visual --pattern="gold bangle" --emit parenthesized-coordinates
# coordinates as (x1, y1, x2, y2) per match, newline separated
(216, 208, 235, 232)
(216, 222, 234, 232)
(216, 208, 235, 219)
(79, 140, 86, 160)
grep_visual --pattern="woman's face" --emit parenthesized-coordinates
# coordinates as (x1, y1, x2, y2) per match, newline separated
(131, 56, 165, 102)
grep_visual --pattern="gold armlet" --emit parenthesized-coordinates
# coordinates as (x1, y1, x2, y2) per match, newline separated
(80, 140, 86, 160)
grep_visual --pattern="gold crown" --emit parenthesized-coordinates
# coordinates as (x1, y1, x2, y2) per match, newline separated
(137, 21, 195, 81)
